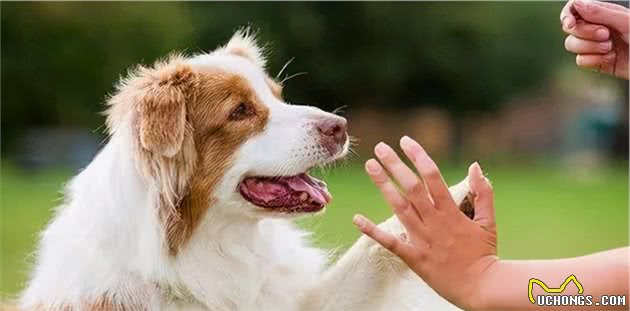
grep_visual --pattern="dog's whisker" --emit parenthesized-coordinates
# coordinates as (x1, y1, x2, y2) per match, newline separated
(276, 57, 295, 80)
(331, 105, 348, 116)
(280, 72, 308, 85)
(93, 122, 108, 135)
(348, 135, 360, 145)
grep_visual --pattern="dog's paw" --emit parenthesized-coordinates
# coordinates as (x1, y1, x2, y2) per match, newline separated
(365, 215, 409, 273)
(449, 177, 475, 219)
(377, 213, 406, 235)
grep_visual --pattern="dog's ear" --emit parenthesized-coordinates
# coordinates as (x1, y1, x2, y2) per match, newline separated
(136, 57, 196, 157)
(222, 28, 266, 68)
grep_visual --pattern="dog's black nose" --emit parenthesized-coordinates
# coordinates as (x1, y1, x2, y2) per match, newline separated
(316, 116, 348, 154)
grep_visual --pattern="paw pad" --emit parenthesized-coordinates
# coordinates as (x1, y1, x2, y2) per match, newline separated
(459, 192, 475, 219)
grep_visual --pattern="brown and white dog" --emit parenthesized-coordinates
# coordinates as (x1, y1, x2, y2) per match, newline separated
(19, 30, 471, 310)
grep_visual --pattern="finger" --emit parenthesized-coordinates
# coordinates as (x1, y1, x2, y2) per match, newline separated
(590, 0, 630, 12)
(468, 162, 496, 229)
(365, 159, 425, 231)
(566, 21, 610, 41)
(398, 136, 442, 215)
(560, 0, 577, 31)
(565, 35, 612, 54)
(573, 0, 630, 34)
(598, 52, 619, 75)
(576, 52, 617, 69)
(374, 143, 433, 212)
(405, 139, 455, 209)
(353, 214, 414, 259)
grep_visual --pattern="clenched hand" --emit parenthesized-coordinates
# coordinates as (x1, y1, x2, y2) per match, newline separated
(561, 0, 629, 79)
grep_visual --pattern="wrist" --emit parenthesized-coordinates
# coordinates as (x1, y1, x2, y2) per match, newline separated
(464, 256, 503, 311)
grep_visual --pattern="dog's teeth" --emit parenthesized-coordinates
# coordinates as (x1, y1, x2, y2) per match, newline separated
(299, 192, 308, 201)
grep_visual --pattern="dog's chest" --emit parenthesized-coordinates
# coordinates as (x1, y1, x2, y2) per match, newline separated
(172, 219, 327, 310)
(235, 234, 326, 309)
(163, 263, 305, 311)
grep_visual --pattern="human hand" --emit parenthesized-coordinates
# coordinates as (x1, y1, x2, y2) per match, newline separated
(352, 136, 498, 310)
(561, 0, 629, 79)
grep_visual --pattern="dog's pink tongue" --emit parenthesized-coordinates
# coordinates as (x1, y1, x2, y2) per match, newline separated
(287, 175, 332, 204)
(245, 179, 289, 203)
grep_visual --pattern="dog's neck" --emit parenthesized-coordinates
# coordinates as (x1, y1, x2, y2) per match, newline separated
(20, 125, 167, 306)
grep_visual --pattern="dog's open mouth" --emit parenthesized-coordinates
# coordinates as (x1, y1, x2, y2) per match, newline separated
(238, 173, 331, 213)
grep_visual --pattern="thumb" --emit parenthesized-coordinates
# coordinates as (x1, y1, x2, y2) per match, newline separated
(468, 162, 496, 229)
(573, 0, 629, 34)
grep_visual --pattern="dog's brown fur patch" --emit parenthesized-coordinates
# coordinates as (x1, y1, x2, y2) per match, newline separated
(162, 71, 270, 253)
(459, 192, 475, 219)
(24, 296, 147, 311)
(22, 281, 158, 310)
(107, 56, 270, 254)
(137, 63, 195, 157)
(228, 47, 256, 63)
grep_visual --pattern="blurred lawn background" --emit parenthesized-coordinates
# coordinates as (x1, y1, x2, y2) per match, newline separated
(2, 162, 627, 296)
(1, 1, 628, 298)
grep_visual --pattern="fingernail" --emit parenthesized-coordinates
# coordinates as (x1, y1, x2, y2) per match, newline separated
(562, 16, 574, 29)
(365, 159, 382, 174)
(353, 215, 365, 228)
(468, 162, 476, 174)
(477, 162, 484, 175)
(374, 142, 387, 158)
(596, 28, 609, 40)
(400, 135, 421, 153)
(600, 42, 612, 52)
(578, 0, 594, 10)
(472, 161, 483, 179)
(400, 136, 413, 148)
(469, 161, 478, 170)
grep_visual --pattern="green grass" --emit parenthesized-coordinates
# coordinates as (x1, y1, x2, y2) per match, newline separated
(1, 161, 628, 297)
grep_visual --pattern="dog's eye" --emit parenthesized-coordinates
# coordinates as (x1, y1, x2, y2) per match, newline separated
(229, 102, 254, 121)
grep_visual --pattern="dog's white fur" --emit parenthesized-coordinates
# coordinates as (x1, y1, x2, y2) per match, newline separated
(20, 31, 466, 310)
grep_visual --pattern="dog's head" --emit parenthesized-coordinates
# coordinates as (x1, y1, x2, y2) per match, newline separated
(106, 30, 348, 253)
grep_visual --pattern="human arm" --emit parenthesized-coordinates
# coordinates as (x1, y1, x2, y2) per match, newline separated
(477, 248, 629, 311)
(352, 136, 629, 310)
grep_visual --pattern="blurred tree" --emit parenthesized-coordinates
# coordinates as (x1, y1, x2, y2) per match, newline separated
(2, 2, 566, 154)
(1, 2, 194, 151)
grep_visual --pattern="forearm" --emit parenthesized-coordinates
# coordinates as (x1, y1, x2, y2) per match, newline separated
(475, 247, 629, 311)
